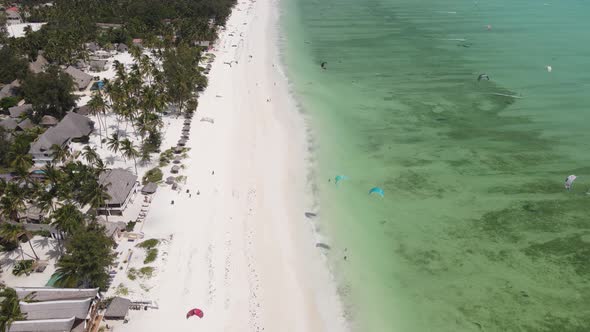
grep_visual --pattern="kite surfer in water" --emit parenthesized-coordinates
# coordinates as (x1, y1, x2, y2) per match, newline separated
(477, 73, 490, 81)
(321, 61, 327, 70)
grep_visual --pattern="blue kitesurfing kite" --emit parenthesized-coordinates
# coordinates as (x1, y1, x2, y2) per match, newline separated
(335, 175, 348, 184)
(369, 187, 384, 197)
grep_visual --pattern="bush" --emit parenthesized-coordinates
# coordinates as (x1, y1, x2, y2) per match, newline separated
(125, 221, 136, 232)
(0, 97, 20, 111)
(137, 238, 159, 249)
(12, 260, 34, 276)
(127, 268, 137, 280)
(139, 266, 154, 278)
(142, 167, 163, 185)
(144, 248, 158, 264)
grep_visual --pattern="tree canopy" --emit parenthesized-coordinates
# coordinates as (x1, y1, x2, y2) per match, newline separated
(0, 46, 29, 84)
(22, 66, 79, 120)
(54, 223, 116, 290)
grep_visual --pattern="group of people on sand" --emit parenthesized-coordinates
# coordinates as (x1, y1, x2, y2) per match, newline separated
(170, 171, 215, 205)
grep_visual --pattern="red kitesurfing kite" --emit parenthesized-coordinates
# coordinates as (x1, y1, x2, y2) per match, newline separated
(186, 308, 204, 319)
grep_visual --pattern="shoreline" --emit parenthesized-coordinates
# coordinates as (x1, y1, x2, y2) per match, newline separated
(119, 0, 348, 330)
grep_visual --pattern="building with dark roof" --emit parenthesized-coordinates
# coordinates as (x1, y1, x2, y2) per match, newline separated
(29, 112, 94, 165)
(0, 79, 21, 99)
(29, 54, 49, 74)
(65, 66, 93, 91)
(8, 104, 32, 118)
(104, 297, 131, 320)
(9, 287, 100, 332)
(98, 168, 138, 216)
(0, 118, 19, 131)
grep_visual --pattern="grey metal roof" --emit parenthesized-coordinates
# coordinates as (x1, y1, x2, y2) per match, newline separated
(15, 287, 99, 302)
(29, 54, 49, 74)
(8, 317, 75, 332)
(99, 168, 137, 205)
(20, 298, 93, 320)
(104, 297, 131, 318)
(0, 118, 19, 130)
(29, 112, 94, 154)
(141, 182, 157, 194)
(9, 104, 32, 118)
(65, 66, 93, 90)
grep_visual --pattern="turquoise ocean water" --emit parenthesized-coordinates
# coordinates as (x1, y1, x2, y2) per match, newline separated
(281, 0, 590, 331)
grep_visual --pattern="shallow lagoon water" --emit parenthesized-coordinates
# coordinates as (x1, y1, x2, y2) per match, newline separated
(282, 0, 590, 331)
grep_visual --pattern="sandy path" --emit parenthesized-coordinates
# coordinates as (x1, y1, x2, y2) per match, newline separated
(122, 0, 347, 331)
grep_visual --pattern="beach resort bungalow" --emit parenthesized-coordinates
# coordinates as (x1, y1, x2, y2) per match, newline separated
(9, 287, 100, 332)
(103, 297, 131, 320)
(29, 54, 49, 74)
(65, 66, 93, 91)
(5, 7, 23, 25)
(40, 115, 59, 127)
(116, 43, 129, 53)
(18, 118, 35, 130)
(97, 168, 138, 216)
(8, 104, 32, 119)
(89, 59, 108, 72)
(0, 118, 19, 131)
(85, 42, 100, 53)
(29, 112, 94, 166)
(0, 79, 21, 99)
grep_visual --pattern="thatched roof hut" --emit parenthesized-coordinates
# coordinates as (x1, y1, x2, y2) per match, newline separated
(165, 176, 175, 184)
(40, 115, 59, 127)
(171, 165, 180, 174)
(141, 182, 157, 195)
(173, 156, 182, 164)
(177, 138, 187, 146)
(104, 297, 131, 320)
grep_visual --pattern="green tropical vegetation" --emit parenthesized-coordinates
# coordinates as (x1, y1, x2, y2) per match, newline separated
(54, 223, 116, 290)
(0, 0, 236, 323)
(0, 286, 25, 332)
(142, 167, 162, 184)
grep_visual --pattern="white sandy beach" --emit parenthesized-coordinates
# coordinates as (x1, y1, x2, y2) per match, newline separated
(119, 0, 348, 331)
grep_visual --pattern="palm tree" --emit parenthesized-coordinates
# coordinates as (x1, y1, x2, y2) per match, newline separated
(81, 181, 111, 217)
(0, 286, 25, 332)
(82, 146, 100, 166)
(0, 184, 25, 223)
(0, 223, 38, 260)
(88, 92, 108, 146)
(51, 203, 84, 242)
(50, 144, 70, 164)
(106, 132, 120, 154)
(6, 140, 33, 171)
(120, 138, 139, 174)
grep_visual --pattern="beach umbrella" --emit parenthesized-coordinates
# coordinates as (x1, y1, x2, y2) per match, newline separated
(334, 175, 347, 185)
(186, 308, 204, 319)
(369, 187, 384, 197)
(166, 176, 175, 184)
(565, 175, 577, 190)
